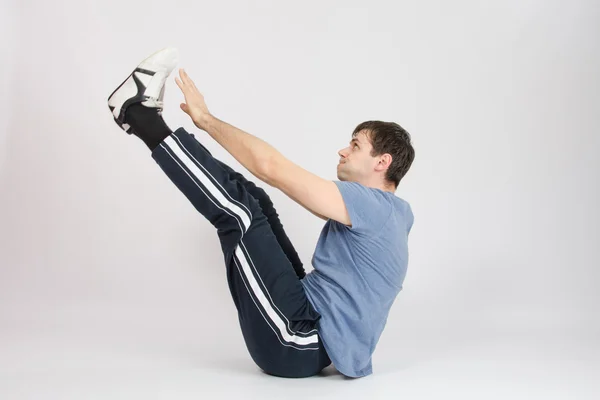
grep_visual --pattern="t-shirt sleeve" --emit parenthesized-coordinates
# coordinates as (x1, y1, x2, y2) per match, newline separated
(333, 180, 392, 236)
(407, 205, 415, 234)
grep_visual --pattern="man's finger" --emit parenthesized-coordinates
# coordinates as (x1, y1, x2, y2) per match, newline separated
(176, 77, 189, 95)
(181, 69, 197, 88)
(179, 69, 188, 84)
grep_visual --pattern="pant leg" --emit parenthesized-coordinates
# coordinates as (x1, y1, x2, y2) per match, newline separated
(151, 127, 328, 377)
(189, 134, 306, 279)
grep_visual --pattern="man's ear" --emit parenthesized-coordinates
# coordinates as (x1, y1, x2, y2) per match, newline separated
(376, 153, 392, 171)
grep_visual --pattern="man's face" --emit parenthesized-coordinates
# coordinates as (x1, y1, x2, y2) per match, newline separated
(337, 130, 375, 182)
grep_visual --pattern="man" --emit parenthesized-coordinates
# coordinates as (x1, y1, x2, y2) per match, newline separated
(107, 48, 415, 378)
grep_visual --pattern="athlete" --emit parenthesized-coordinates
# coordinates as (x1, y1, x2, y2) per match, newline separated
(107, 48, 415, 378)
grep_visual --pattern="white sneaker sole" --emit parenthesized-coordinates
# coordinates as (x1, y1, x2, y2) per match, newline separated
(107, 47, 179, 134)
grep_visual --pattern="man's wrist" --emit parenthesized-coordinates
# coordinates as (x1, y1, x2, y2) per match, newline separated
(195, 113, 216, 132)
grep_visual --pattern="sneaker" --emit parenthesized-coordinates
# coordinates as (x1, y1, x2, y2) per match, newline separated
(107, 47, 179, 134)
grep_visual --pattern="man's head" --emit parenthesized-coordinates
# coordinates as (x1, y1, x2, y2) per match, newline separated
(337, 121, 415, 192)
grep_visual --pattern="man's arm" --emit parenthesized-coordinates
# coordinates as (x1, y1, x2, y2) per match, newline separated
(200, 115, 277, 181)
(174, 68, 351, 225)
(264, 157, 351, 226)
(202, 115, 349, 225)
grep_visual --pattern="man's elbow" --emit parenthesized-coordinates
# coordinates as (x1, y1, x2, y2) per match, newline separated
(258, 155, 278, 186)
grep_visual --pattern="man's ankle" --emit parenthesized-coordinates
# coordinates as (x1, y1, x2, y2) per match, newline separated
(125, 104, 173, 150)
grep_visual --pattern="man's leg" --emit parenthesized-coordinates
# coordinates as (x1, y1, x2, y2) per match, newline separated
(150, 127, 324, 376)
(229, 173, 307, 279)
(107, 49, 324, 376)
(189, 134, 307, 279)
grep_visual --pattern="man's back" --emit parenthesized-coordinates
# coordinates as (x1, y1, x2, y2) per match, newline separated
(301, 180, 414, 378)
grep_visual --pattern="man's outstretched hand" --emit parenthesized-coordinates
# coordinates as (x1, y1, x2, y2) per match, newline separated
(175, 68, 212, 131)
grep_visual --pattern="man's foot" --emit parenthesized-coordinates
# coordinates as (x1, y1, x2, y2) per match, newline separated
(107, 47, 179, 135)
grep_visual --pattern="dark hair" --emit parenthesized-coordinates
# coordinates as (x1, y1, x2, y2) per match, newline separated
(352, 120, 415, 188)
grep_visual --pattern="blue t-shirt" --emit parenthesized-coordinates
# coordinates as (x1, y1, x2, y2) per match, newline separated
(300, 180, 414, 378)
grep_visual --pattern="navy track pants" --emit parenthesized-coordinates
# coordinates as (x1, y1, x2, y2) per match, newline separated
(151, 127, 331, 378)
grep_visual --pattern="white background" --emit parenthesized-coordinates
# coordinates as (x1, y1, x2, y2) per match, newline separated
(1, 0, 598, 398)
